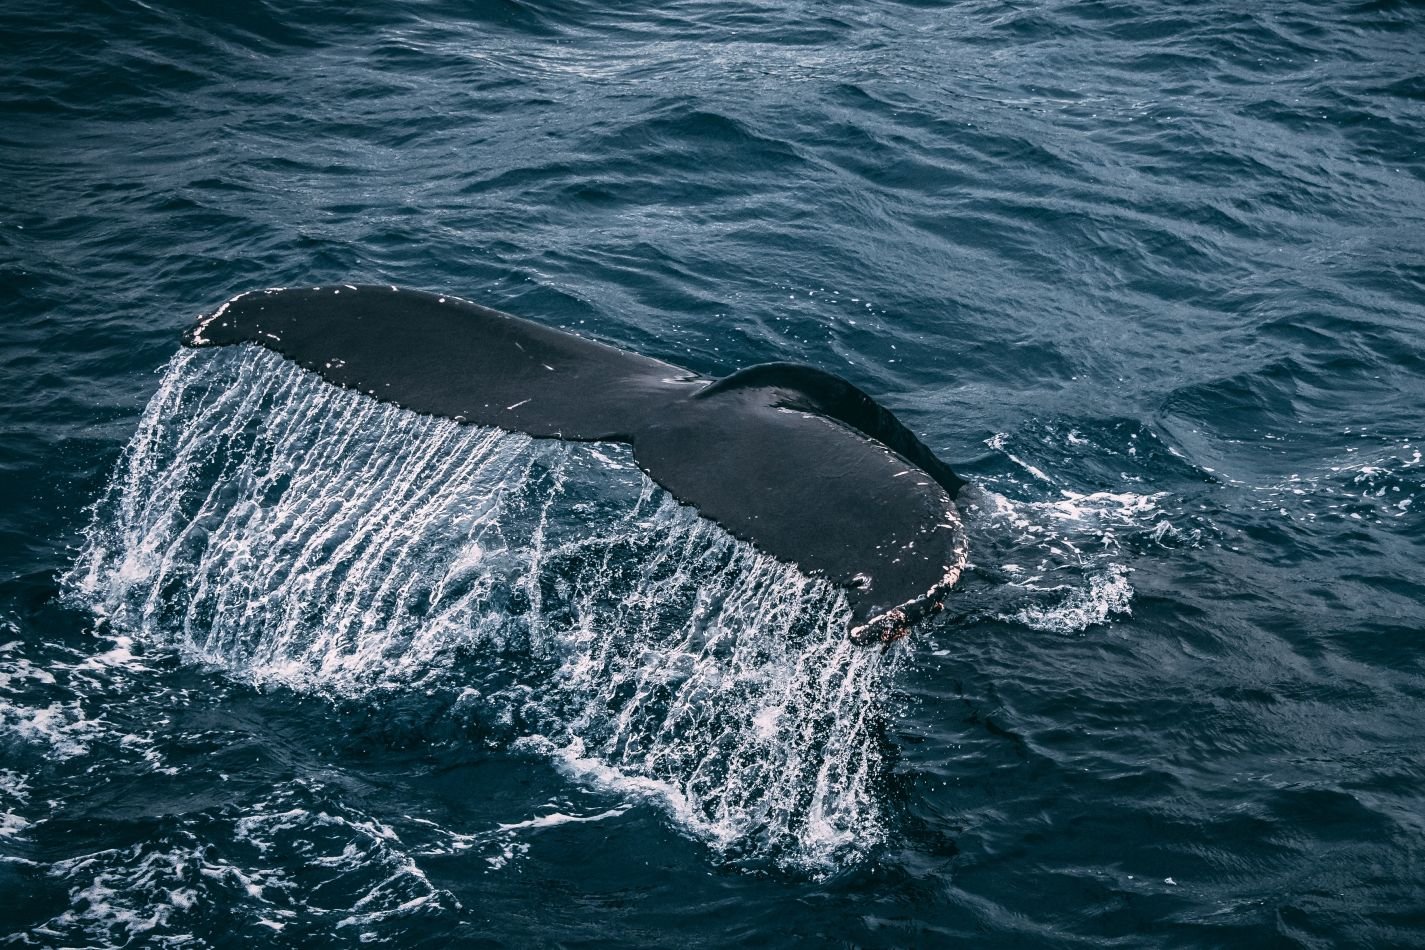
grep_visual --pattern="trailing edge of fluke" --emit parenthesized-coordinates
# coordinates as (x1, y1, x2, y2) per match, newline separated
(184, 285, 968, 643)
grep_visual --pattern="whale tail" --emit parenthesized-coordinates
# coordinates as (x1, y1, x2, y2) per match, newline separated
(186, 285, 967, 640)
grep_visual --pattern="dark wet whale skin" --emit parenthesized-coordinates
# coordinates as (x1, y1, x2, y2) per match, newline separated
(186, 285, 969, 641)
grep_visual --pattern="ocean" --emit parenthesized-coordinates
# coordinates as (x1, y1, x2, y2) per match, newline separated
(2, 0, 1423, 945)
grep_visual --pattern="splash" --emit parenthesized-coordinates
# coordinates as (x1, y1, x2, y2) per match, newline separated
(1007, 563, 1133, 633)
(23, 779, 459, 946)
(960, 427, 1195, 634)
(65, 347, 900, 874)
(952, 487, 1150, 634)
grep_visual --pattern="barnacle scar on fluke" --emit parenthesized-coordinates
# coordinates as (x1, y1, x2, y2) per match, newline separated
(185, 285, 969, 642)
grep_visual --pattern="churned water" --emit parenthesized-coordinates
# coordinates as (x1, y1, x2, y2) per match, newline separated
(3, 0, 1423, 946)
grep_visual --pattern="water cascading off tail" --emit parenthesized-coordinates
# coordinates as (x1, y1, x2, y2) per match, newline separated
(66, 346, 903, 873)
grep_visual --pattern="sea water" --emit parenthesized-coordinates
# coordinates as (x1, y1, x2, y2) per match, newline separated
(2, 0, 1422, 945)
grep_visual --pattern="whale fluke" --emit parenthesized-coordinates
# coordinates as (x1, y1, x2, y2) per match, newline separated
(185, 285, 967, 642)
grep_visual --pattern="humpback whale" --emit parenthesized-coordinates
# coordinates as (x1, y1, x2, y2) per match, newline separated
(184, 286, 968, 643)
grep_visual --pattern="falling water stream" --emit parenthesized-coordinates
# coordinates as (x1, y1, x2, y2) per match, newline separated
(66, 346, 902, 874)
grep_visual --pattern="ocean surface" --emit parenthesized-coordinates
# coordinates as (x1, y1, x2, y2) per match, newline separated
(3, 0, 1423, 945)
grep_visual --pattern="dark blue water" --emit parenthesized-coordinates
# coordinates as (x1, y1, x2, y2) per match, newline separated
(3, 0, 1424, 945)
